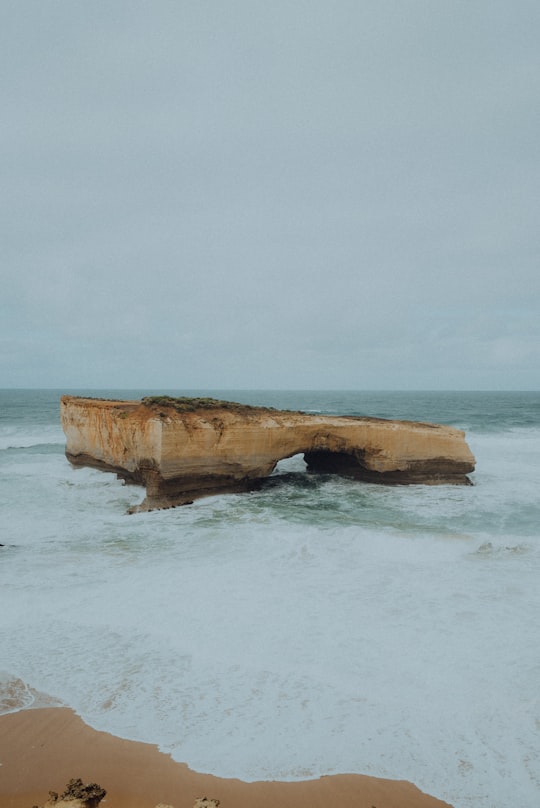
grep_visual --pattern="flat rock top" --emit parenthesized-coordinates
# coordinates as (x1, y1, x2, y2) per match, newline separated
(60, 395, 443, 430)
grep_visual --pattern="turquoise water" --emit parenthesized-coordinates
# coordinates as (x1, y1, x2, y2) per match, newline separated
(1, 390, 539, 808)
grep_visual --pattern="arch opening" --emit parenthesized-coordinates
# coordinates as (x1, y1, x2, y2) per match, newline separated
(272, 453, 307, 476)
(304, 449, 366, 477)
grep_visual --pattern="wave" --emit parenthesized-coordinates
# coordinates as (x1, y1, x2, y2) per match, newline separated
(0, 428, 64, 452)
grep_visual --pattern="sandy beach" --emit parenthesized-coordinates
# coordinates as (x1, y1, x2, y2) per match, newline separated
(0, 706, 453, 808)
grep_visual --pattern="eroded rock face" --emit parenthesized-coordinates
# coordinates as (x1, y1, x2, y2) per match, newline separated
(60, 396, 475, 512)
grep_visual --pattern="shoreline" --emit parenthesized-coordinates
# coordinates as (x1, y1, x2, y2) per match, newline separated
(0, 706, 454, 808)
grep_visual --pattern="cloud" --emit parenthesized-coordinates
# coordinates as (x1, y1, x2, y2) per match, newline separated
(1, 1, 539, 389)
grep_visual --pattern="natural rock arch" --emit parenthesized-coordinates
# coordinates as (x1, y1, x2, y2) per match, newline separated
(61, 396, 475, 512)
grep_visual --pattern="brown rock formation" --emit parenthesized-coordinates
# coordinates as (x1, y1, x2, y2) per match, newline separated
(35, 783, 216, 808)
(40, 778, 106, 808)
(60, 396, 475, 512)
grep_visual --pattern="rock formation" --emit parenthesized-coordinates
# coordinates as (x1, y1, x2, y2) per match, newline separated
(35, 781, 218, 808)
(60, 395, 475, 512)
(40, 779, 106, 808)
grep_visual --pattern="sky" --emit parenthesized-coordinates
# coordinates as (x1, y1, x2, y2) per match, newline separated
(1, 1, 539, 390)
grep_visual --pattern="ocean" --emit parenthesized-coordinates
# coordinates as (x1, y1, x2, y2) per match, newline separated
(1, 389, 539, 808)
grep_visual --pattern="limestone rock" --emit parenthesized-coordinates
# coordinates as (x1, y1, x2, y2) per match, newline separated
(193, 799, 220, 808)
(61, 396, 476, 512)
(41, 779, 106, 808)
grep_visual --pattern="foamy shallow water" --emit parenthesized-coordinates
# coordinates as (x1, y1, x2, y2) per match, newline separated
(1, 390, 539, 808)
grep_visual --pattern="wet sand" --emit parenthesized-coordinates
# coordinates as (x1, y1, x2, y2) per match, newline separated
(0, 707, 453, 808)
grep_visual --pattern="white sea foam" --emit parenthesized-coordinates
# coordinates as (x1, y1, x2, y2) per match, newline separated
(0, 673, 36, 713)
(1, 394, 539, 808)
(0, 423, 64, 451)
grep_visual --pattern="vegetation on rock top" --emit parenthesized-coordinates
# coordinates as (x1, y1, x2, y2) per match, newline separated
(141, 396, 283, 414)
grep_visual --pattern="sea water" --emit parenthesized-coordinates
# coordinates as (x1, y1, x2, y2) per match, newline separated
(1, 389, 539, 808)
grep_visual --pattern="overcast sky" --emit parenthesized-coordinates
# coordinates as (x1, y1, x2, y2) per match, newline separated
(1, 1, 539, 390)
